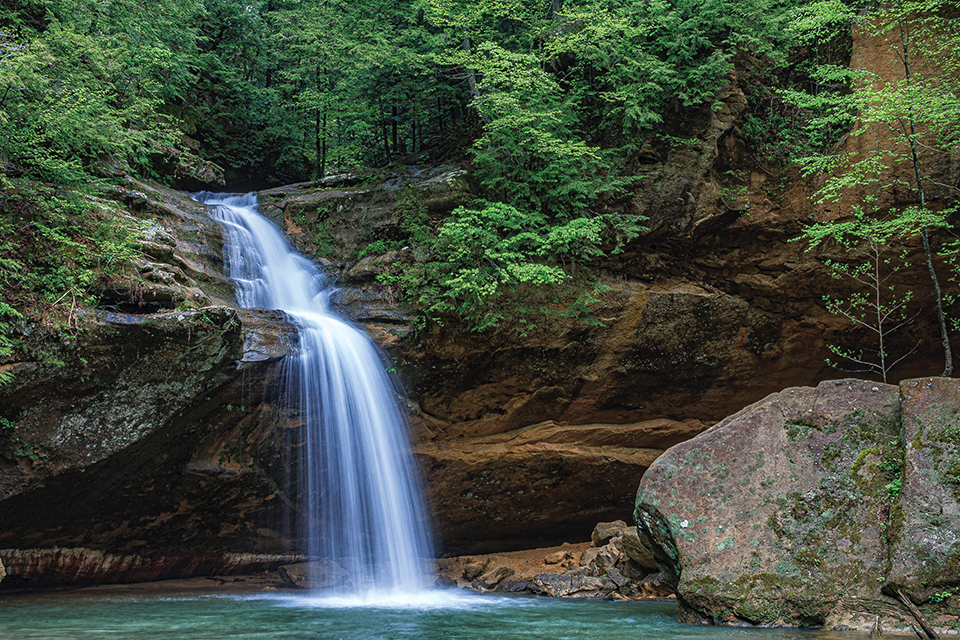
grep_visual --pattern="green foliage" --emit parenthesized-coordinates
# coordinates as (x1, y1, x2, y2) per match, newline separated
(0, 180, 142, 356)
(374, 197, 643, 332)
(0, 0, 202, 184)
(789, 0, 960, 377)
(799, 205, 930, 382)
(427, 202, 568, 328)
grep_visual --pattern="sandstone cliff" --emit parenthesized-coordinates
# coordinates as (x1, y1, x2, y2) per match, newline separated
(0, 184, 302, 588)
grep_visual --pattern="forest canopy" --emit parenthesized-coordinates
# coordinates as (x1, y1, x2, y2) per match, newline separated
(1, 0, 808, 187)
(1, 0, 959, 339)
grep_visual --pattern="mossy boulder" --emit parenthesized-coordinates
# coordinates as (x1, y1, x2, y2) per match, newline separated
(636, 377, 960, 632)
(887, 378, 960, 602)
(635, 379, 902, 627)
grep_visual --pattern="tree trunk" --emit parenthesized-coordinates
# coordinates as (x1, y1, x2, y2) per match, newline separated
(379, 96, 391, 162)
(898, 15, 953, 376)
(463, 37, 491, 124)
(391, 104, 399, 154)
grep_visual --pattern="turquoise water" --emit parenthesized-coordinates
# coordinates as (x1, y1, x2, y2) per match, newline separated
(0, 589, 862, 640)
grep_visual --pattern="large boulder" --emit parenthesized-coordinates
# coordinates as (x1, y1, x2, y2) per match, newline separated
(886, 378, 960, 601)
(635, 378, 960, 632)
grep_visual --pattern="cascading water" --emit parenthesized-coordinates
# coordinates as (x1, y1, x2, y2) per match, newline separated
(197, 192, 434, 597)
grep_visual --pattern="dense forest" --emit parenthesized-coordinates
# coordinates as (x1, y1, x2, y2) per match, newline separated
(1, 0, 959, 372)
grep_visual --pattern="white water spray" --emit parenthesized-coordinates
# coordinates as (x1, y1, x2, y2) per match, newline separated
(197, 193, 434, 597)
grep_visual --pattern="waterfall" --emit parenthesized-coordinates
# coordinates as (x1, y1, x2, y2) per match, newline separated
(197, 192, 434, 596)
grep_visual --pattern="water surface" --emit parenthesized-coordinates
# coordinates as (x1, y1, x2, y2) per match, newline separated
(0, 588, 865, 640)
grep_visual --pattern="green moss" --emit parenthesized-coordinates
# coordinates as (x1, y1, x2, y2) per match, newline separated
(821, 441, 841, 467)
(784, 419, 816, 442)
(716, 537, 735, 551)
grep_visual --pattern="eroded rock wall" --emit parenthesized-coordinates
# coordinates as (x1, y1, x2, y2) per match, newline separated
(245, 52, 955, 553)
(0, 186, 303, 588)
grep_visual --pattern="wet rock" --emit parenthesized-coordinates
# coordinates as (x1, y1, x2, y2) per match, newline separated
(236, 308, 298, 366)
(276, 561, 348, 589)
(434, 574, 457, 588)
(885, 378, 960, 603)
(0, 548, 295, 589)
(564, 565, 599, 578)
(530, 573, 614, 598)
(637, 573, 674, 599)
(621, 527, 658, 570)
(495, 577, 533, 593)
(605, 566, 628, 588)
(591, 521, 628, 547)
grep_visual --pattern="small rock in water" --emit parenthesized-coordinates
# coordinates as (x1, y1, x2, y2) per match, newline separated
(494, 576, 530, 593)
(476, 565, 515, 589)
(530, 573, 614, 598)
(544, 551, 569, 564)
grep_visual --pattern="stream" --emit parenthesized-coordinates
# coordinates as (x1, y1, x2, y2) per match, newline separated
(0, 588, 864, 640)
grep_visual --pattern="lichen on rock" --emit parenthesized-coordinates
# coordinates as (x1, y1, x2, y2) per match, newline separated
(634, 378, 960, 631)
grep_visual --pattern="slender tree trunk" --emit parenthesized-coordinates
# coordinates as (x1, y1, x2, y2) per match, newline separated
(874, 245, 888, 382)
(898, 15, 953, 376)
(462, 37, 491, 124)
(379, 96, 391, 162)
(321, 109, 328, 179)
(313, 109, 324, 180)
(391, 104, 399, 154)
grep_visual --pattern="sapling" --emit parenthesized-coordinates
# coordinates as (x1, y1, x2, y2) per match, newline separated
(802, 203, 921, 382)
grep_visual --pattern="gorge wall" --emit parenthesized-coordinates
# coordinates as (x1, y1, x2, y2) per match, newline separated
(0, 22, 957, 587)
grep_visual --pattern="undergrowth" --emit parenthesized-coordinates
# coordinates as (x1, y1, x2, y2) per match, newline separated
(0, 178, 143, 372)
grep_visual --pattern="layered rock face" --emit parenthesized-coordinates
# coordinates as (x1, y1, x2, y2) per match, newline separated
(415, 419, 701, 554)
(248, 62, 953, 553)
(0, 185, 301, 588)
(635, 378, 960, 632)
